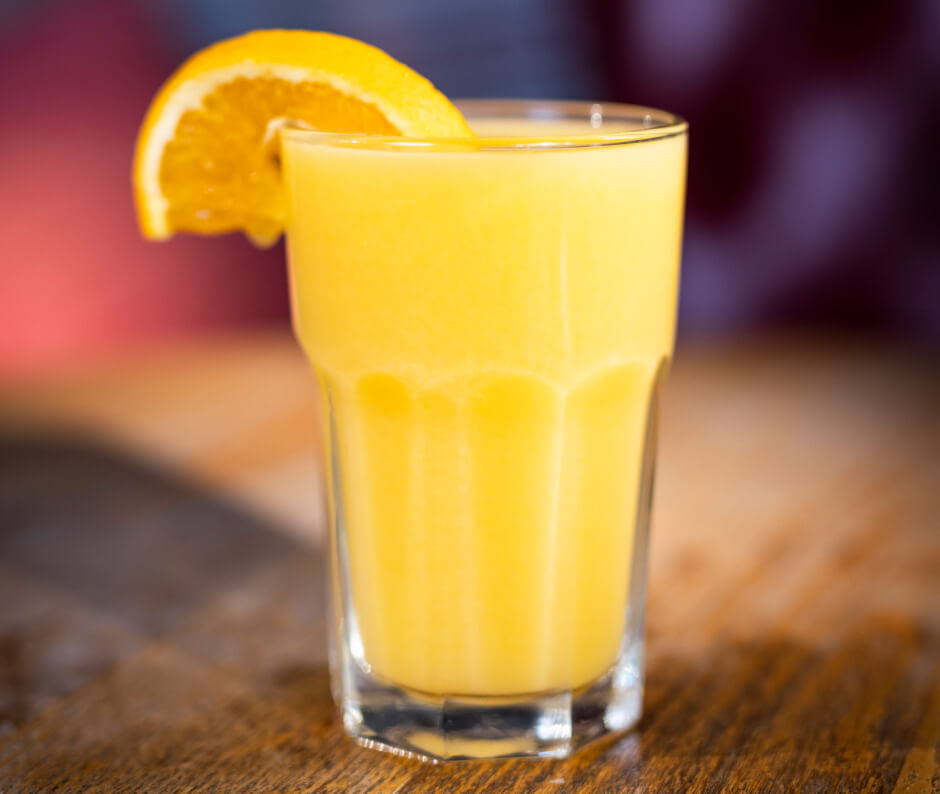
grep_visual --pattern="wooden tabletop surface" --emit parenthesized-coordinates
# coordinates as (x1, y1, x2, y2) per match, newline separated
(0, 332, 937, 793)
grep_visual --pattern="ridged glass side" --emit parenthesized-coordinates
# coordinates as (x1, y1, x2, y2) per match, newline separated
(318, 360, 665, 761)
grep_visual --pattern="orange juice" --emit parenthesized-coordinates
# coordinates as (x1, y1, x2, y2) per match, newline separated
(283, 109, 686, 697)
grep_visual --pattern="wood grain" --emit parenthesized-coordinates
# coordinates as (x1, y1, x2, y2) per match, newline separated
(0, 332, 937, 793)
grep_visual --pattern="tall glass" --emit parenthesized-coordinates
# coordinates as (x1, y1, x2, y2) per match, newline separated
(281, 101, 687, 761)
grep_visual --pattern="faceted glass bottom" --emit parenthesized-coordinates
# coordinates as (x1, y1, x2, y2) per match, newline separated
(340, 641, 645, 761)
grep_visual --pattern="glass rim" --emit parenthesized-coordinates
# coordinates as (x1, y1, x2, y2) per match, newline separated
(280, 99, 687, 152)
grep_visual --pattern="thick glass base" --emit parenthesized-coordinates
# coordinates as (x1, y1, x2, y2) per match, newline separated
(338, 643, 645, 762)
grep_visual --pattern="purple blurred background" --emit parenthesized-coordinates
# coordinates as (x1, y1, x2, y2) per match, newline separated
(1, 0, 937, 377)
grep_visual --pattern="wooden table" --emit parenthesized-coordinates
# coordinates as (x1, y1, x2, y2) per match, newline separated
(1, 332, 937, 792)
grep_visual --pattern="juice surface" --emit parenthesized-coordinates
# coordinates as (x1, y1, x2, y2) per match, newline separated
(283, 116, 686, 695)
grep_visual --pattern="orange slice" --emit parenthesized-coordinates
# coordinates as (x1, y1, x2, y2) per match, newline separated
(133, 30, 471, 246)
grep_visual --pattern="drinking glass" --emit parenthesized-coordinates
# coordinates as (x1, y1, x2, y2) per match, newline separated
(281, 100, 687, 760)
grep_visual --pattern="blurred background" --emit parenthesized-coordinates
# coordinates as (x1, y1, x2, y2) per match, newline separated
(0, 0, 937, 377)
(2, 4, 938, 781)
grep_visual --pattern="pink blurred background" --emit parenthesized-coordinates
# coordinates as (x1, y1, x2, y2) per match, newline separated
(0, 0, 288, 377)
(1, 0, 937, 378)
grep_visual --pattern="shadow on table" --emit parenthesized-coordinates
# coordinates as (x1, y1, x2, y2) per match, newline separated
(0, 433, 324, 729)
